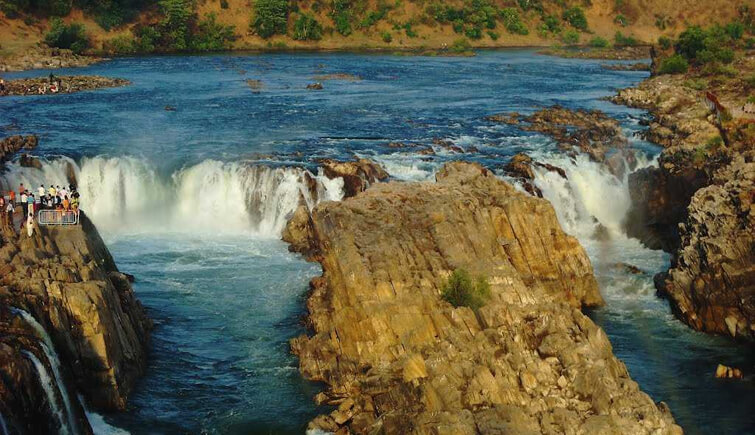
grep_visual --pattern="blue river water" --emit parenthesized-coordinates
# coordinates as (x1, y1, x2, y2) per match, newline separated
(0, 50, 752, 434)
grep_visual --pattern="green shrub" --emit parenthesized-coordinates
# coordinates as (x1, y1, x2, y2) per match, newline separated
(132, 25, 160, 52)
(683, 78, 707, 90)
(614, 13, 628, 27)
(487, 30, 499, 40)
(359, 0, 391, 28)
(542, 14, 560, 33)
(702, 62, 737, 77)
(724, 21, 744, 40)
(220, 0, 229, 9)
(252, 0, 288, 38)
(103, 35, 137, 54)
(675, 25, 706, 60)
(381, 30, 392, 43)
(293, 13, 323, 40)
(440, 269, 491, 311)
(44, 18, 90, 54)
(157, 0, 194, 51)
(561, 29, 579, 44)
(427, 0, 498, 40)
(500, 7, 528, 35)
(614, 31, 638, 46)
(745, 74, 755, 89)
(450, 37, 471, 53)
(589, 36, 609, 48)
(658, 35, 672, 50)
(562, 6, 588, 31)
(657, 54, 688, 74)
(192, 12, 236, 51)
(334, 11, 352, 35)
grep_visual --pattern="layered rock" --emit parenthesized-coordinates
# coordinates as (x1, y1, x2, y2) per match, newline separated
(0, 213, 151, 431)
(320, 158, 389, 198)
(655, 154, 754, 340)
(503, 152, 567, 198)
(284, 162, 680, 434)
(0, 76, 129, 97)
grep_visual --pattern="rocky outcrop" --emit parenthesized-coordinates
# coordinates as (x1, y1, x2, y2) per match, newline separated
(284, 162, 680, 434)
(503, 153, 567, 197)
(0, 135, 38, 163)
(320, 158, 389, 198)
(0, 213, 151, 432)
(655, 155, 754, 341)
(0, 76, 129, 97)
(0, 46, 102, 72)
(488, 106, 627, 162)
(601, 62, 650, 71)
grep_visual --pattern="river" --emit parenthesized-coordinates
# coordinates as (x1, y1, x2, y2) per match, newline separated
(0, 50, 752, 434)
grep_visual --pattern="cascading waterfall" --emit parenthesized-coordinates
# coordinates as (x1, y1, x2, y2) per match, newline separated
(21, 351, 71, 435)
(531, 152, 654, 241)
(11, 308, 79, 435)
(1, 156, 344, 236)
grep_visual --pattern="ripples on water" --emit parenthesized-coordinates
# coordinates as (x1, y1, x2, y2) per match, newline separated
(0, 51, 752, 434)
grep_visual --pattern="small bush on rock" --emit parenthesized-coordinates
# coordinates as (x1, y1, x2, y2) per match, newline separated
(589, 36, 609, 48)
(562, 6, 588, 31)
(441, 268, 491, 311)
(658, 54, 689, 74)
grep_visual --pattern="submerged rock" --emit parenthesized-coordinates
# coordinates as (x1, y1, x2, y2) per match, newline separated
(715, 364, 744, 379)
(306, 82, 324, 90)
(489, 106, 627, 162)
(284, 162, 680, 434)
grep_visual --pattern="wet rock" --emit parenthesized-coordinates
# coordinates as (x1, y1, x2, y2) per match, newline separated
(601, 62, 651, 71)
(655, 155, 754, 341)
(283, 162, 680, 434)
(312, 73, 361, 81)
(613, 263, 644, 275)
(503, 153, 568, 198)
(320, 158, 389, 198)
(164, 105, 176, 112)
(715, 364, 744, 379)
(306, 82, 323, 90)
(490, 106, 627, 162)
(0, 76, 130, 97)
(432, 137, 465, 153)
(18, 154, 42, 169)
(0, 135, 37, 162)
(246, 79, 263, 91)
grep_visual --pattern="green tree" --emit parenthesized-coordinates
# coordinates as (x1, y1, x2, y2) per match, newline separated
(657, 54, 689, 74)
(44, 18, 90, 53)
(562, 6, 587, 31)
(192, 12, 236, 50)
(158, 0, 194, 50)
(293, 13, 323, 40)
(252, 0, 288, 38)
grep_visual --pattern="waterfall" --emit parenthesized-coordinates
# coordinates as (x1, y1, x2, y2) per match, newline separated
(11, 308, 79, 435)
(22, 351, 70, 435)
(1, 157, 344, 237)
(0, 412, 8, 435)
(531, 152, 654, 241)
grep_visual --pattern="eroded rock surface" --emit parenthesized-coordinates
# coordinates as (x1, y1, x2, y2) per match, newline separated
(320, 158, 389, 198)
(284, 162, 680, 434)
(0, 213, 151, 432)
(656, 155, 754, 340)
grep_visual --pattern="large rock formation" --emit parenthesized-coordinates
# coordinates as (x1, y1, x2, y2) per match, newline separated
(0, 135, 38, 163)
(0, 213, 151, 432)
(656, 154, 754, 340)
(284, 162, 680, 434)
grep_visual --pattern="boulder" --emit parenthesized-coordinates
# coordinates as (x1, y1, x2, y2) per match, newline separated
(714, 364, 744, 379)
(320, 158, 389, 198)
(283, 162, 680, 434)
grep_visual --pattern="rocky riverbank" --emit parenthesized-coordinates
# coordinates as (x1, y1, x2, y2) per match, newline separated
(0, 140, 151, 432)
(284, 161, 680, 434)
(0, 75, 129, 97)
(613, 51, 755, 340)
(538, 46, 651, 60)
(0, 45, 102, 72)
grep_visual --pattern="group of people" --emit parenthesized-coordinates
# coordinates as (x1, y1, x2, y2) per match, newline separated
(0, 182, 81, 233)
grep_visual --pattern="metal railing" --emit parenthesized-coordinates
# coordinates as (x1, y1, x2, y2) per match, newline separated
(38, 210, 79, 226)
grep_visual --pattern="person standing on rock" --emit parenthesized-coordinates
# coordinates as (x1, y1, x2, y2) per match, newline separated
(38, 184, 45, 198)
(48, 185, 56, 197)
(20, 190, 27, 217)
(27, 193, 34, 216)
(18, 183, 24, 198)
(4, 199, 13, 228)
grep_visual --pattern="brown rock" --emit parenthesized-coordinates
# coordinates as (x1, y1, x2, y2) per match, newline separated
(320, 158, 389, 198)
(714, 364, 744, 379)
(283, 162, 679, 434)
